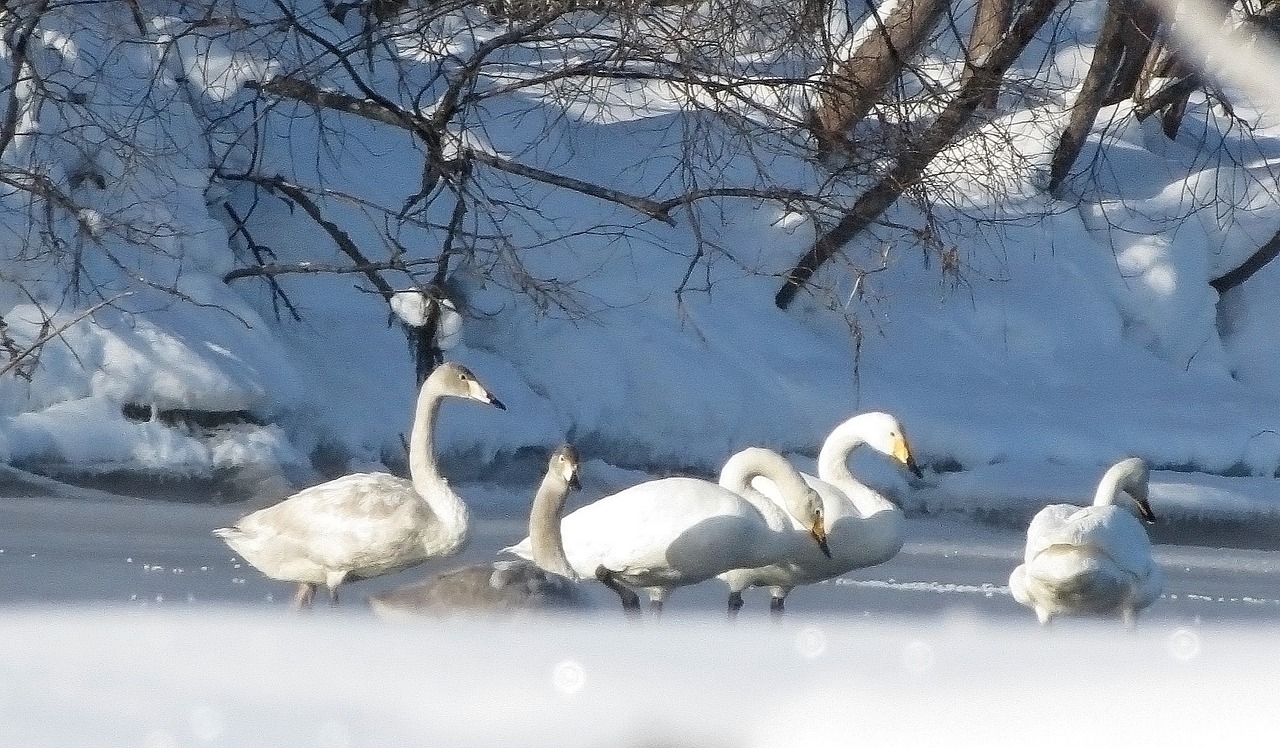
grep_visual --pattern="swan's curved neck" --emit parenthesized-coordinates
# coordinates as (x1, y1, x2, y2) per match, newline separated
(818, 422, 895, 513)
(408, 381, 468, 544)
(719, 448, 810, 530)
(528, 472, 574, 578)
(1092, 460, 1143, 508)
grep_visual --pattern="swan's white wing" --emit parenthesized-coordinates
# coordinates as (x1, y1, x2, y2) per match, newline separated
(517, 477, 771, 583)
(228, 473, 427, 570)
(1022, 504, 1085, 561)
(1026, 504, 1154, 577)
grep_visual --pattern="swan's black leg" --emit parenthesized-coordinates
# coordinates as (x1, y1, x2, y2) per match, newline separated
(293, 583, 317, 610)
(728, 591, 745, 617)
(328, 585, 340, 606)
(650, 598, 663, 616)
(769, 595, 785, 616)
(595, 566, 641, 616)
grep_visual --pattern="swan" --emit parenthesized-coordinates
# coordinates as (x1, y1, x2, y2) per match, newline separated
(368, 444, 586, 618)
(1009, 457, 1161, 625)
(502, 447, 829, 614)
(719, 411, 922, 615)
(213, 362, 505, 608)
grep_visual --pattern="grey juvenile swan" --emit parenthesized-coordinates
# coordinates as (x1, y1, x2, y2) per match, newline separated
(213, 362, 505, 608)
(368, 444, 586, 618)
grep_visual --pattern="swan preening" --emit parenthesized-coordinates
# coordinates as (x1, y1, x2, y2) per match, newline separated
(213, 362, 505, 608)
(1009, 457, 1162, 625)
(719, 411, 922, 615)
(503, 446, 829, 614)
(368, 445, 586, 618)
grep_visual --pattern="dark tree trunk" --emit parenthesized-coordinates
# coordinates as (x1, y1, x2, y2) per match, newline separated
(777, 0, 1064, 308)
(1104, 0, 1161, 105)
(964, 0, 1015, 109)
(1047, 0, 1130, 194)
(1131, 0, 1232, 140)
(810, 0, 949, 157)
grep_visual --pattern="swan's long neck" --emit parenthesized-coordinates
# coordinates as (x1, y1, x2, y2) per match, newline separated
(1091, 458, 1146, 508)
(818, 422, 896, 514)
(408, 381, 469, 547)
(720, 448, 810, 530)
(528, 472, 574, 578)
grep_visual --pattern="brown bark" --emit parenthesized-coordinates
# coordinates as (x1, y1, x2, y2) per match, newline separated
(964, 0, 1015, 109)
(777, 0, 1064, 309)
(1047, 0, 1130, 194)
(1104, 0, 1160, 105)
(810, 0, 949, 156)
(1131, 0, 1232, 139)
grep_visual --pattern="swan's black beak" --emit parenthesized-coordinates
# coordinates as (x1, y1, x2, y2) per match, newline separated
(905, 453, 924, 479)
(1136, 496, 1156, 524)
(893, 437, 924, 478)
(568, 472, 582, 491)
(486, 394, 506, 410)
(811, 523, 832, 559)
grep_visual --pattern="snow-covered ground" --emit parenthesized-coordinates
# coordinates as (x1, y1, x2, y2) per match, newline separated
(5, 608, 1276, 747)
(2, 481, 1278, 747)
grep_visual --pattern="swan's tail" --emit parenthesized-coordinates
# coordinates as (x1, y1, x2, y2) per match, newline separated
(212, 526, 242, 540)
(499, 539, 532, 560)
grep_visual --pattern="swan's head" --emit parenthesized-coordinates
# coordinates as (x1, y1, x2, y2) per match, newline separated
(843, 412, 923, 478)
(800, 489, 832, 559)
(1111, 457, 1155, 523)
(551, 444, 582, 491)
(1129, 485, 1157, 524)
(431, 362, 506, 410)
(1094, 457, 1156, 522)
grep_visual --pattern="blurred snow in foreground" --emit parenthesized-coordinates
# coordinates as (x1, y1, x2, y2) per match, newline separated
(0, 609, 1271, 746)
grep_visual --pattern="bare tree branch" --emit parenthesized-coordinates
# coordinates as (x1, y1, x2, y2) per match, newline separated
(1211, 228, 1280, 295)
(0, 293, 130, 380)
(777, 0, 1064, 309)
(217, 170, 398, 298)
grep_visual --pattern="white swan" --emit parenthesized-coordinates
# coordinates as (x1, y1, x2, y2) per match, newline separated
(719, 411, 921, 614)
(502, 447, 829, 614)
(368, 445, 586, 618)
(1009, 457, 1162, 625)
(213, 362, 505, 608)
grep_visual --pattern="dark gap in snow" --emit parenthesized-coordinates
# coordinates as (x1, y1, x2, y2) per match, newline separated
(120, 403, 264, 432)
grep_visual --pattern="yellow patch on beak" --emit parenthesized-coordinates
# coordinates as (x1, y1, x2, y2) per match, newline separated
(892, 436, 911, 465)
(811, 521, 832, 559)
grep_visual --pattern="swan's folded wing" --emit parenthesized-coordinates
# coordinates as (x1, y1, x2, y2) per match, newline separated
(557, 477, 753, 577)
(1026, 505, 1155, 577)
(239, 473, 423, 566)
(1023, 504, 1082, 561)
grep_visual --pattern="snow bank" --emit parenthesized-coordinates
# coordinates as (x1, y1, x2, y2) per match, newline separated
(0, 609, 1272, 746)
(2, 1, 1280, 524)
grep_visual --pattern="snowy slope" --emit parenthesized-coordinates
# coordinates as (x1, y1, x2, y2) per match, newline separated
(0, 0, 1278, 524)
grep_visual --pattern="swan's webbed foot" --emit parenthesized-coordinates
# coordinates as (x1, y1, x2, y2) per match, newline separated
(769, 596, 785, 616)
(293, 583, 317, 610)
(595, 566, 641, 617)
(727, 591, 744, 617)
